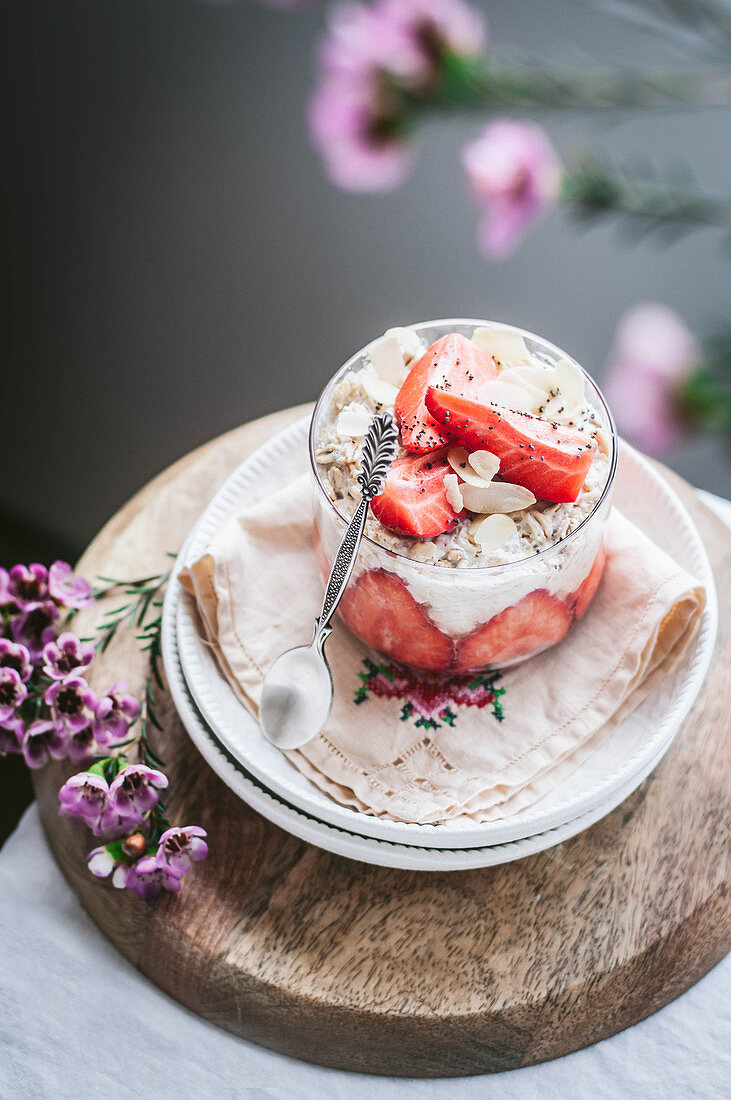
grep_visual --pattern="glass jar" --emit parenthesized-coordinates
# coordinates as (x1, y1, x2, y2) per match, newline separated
(309, 319, 617, 673)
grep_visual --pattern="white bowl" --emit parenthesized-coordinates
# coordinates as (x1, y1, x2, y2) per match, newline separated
(163, 416, 717, 853)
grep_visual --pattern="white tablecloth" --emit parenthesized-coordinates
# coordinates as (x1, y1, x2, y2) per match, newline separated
(1, 492, 729, 1100)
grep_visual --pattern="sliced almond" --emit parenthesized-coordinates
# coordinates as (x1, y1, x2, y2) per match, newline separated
(361, 372, 399, 407)
(368, 335, 407, 387)
(537, 395, 581, 424)
(461, 481, 536, 514)
(384, 326, 424, 363)
(594, 425, 611, 456)
(447, 446, 492, 487)
(471, 513, 518, 552)
(336, 405, 371, 438)
(554, 357, 585, 405)
(500, 365, 556, 396)
(443, 473, 464, 512)
(472, 326, 529, 368)
(468, 450, 500, 482)
(478, 378, 537, 413)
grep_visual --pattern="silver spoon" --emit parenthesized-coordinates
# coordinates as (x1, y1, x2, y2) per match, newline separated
(260, 412, 398, 750)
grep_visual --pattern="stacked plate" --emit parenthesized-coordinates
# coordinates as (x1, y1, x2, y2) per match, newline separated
(161, 417, 717, 871)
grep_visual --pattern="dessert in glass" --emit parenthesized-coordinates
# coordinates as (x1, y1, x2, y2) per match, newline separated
(309, 319, 617, 672)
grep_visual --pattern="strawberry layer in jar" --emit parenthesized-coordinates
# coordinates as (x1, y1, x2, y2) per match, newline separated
(310, 319, 617, 673)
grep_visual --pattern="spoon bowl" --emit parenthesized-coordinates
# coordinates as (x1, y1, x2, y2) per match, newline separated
(259, 412, 398, 751)
(259, 640, 334, 750)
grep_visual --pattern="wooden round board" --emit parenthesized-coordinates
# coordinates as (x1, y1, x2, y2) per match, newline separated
(33, 405, 731, 1077)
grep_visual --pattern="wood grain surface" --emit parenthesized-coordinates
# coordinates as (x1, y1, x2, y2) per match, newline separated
(32, 405, 731, 1077)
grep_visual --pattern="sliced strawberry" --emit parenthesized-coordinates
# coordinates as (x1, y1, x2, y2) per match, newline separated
(456, 589, 572, 672)
(339, 569, 454, 672)
(424, 389, 596, 503)
(395, 333, 498, 453)
(569, 544, 607, 621)
(371, 449, 464, 537)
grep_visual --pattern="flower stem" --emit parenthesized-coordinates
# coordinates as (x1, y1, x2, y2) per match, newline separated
(561, 159, 731, 236)
(430, 53, 731, 112)
(87, 571, 170, 653)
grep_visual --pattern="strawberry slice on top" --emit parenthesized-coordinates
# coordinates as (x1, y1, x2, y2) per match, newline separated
(371, 449, 464, 538)
(424, 388, 596, 503)
(395, 333, 498, 453)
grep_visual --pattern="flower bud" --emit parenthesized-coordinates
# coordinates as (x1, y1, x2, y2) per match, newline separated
(122, 833, 146, 858)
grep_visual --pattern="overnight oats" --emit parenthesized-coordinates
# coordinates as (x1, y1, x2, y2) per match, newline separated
(310, 319, 617, 672)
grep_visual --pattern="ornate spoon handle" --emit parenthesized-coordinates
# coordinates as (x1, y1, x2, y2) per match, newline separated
(313, 412, 398, 652)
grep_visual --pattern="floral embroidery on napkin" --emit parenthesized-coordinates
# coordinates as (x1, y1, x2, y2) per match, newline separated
(354, 658, 505, 730)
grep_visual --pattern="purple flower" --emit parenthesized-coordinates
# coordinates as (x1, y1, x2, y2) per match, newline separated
(87, 844, 132, 885)
(381, 0, 486, 80)
(311, 0, 485, 193)
(0, 568, 11, 608)
(103, 764, 168, 831)
(7, 563, 49, 609)
(87, 838, 150, 885)
(318, 1, 423, 85)
(22, 719, 67, 769)
(124, 855, 181, 900)
(59, 771, 110, 833)
(11, 601, 59, 663)
(309, 65, 414, 193)
(92, 680, 140, 748)
(45, 675, 97, 735)
(603, 303, 698, 455)
(0, 715, 24, 756)
(157, 826, 208, 875)
(42, 632, 95, 680)
(48, 561, 93, 611)
(0, 667, 27, 723)
(0, 638, 33, 682)
(66, 725, 97, 764)
(462, 120, 562, 258)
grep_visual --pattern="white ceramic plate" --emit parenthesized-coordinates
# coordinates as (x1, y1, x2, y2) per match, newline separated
(164, 417, 717, 850)
(162, 607, 675, 870)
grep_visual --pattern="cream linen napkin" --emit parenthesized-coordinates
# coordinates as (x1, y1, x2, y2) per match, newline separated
(179, 475, 705, 824)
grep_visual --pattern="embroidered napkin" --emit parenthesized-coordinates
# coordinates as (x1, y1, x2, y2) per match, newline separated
(179, 471, 705, 824)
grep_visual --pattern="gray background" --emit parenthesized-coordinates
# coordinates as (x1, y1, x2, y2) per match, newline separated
(7, 0, 731, 554)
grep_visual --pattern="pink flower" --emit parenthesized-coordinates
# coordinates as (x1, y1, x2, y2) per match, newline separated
(156, 826, 208, 875)
(318, 2, 425, 85)
(47, 562, 93, 611)
(0, 639, 32, 682)
(310, 0, 486, 192)
(22, 719, 67, 769)
(92, 681, 141, 748)
(381, 0, 486, 77)
(0, 568, 12, 608)
(101, 764, 168, 833)
(462, 120, 562, 258)
(59, 771, 110, 833)
(0, 715, 24, 756)
(7, 564, 49, 609)
(309, 64, 414, 193)
(45, 675, 97, 735)
(11, 601, 58, 663)
(0, 667, 27, 723)
(87, 844, 131, 885)
(42, 632, 94, 680)
(603, 303, 698, 455)
(66, 725, 98, 764)
(123, 856, 181, 900)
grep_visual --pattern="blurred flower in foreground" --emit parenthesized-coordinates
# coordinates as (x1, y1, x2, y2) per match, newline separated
(462, 120, 562, 258)
(603, 303, 698, 455)
(309, 0, 486, 191)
